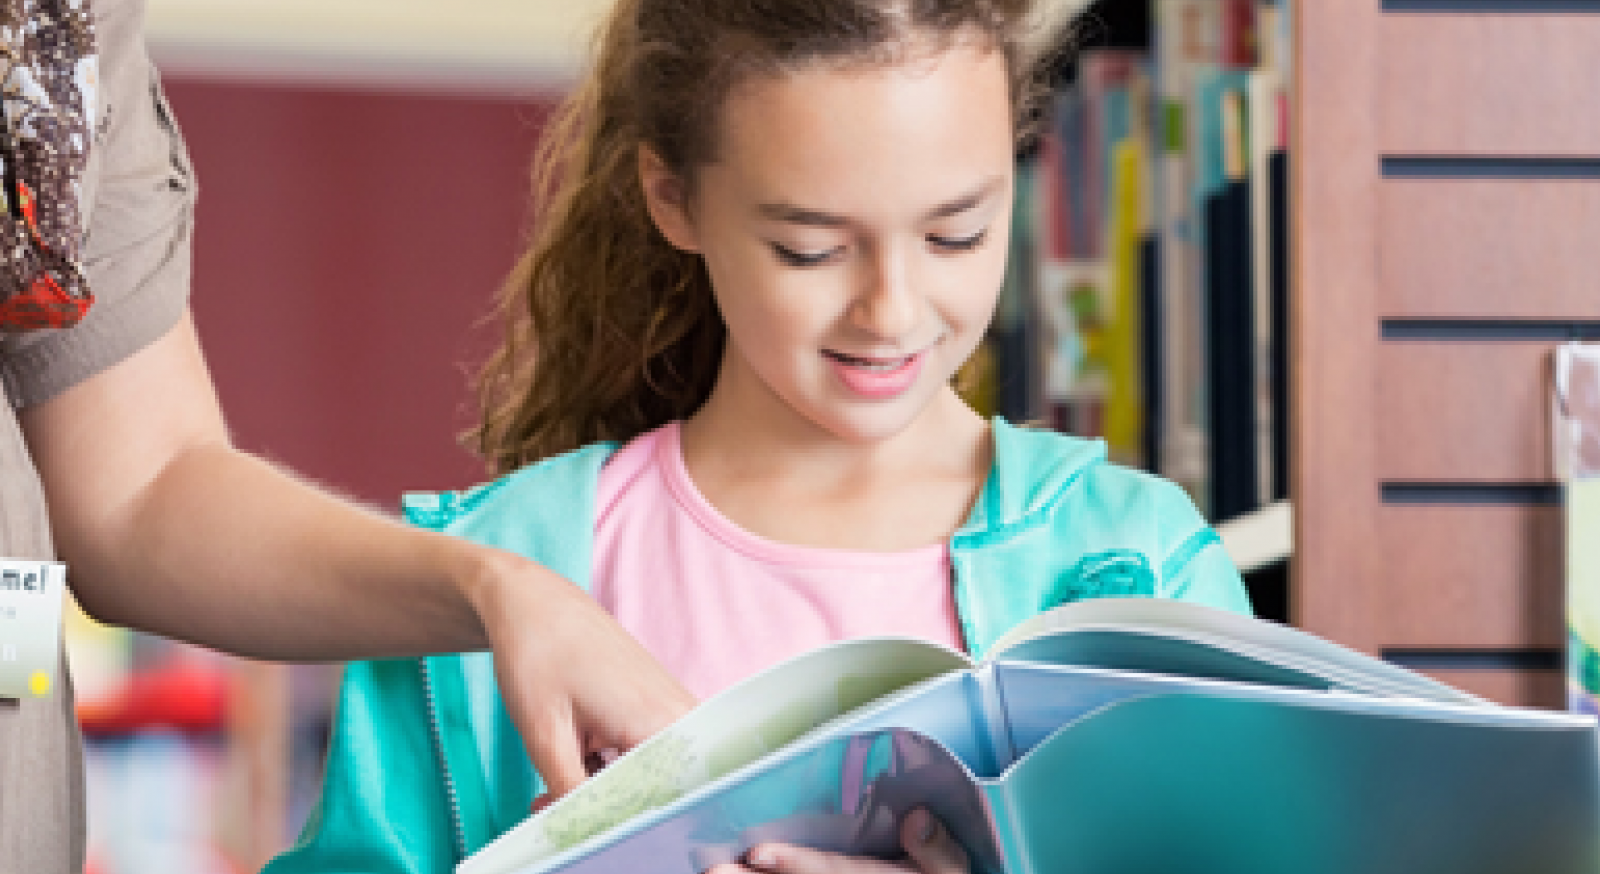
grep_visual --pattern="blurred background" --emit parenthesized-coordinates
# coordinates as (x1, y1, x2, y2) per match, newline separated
(68, 0, 1295, 871)
(72, 4, 603, 872)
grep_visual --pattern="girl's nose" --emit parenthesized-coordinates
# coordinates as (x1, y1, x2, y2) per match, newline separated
(850, 245, 919, 342)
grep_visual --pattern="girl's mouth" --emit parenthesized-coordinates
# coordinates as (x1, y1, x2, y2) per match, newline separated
(823, 349, 925, 399)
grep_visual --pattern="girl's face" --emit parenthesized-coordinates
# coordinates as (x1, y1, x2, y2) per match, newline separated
(643, 40, 1015, 445)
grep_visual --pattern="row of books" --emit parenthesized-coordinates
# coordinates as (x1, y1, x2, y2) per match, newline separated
(974, 0, 1292, 525)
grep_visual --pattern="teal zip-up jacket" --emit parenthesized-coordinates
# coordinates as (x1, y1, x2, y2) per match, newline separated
(265, 419, 1251, 874)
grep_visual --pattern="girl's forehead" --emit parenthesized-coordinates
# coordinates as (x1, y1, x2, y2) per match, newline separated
(721, 40, 1007, 126)
(704, 43, 1014, 196)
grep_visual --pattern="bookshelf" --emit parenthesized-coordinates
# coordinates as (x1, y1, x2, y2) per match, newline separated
(989, 0, 1294, 620)
(1011, 0, 1593, 709)
(1295, 1, 1599, 707)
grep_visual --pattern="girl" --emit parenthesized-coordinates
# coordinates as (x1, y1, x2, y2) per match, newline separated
(267, 0, 1251, 872)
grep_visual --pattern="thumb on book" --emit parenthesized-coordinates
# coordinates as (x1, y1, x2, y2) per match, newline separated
(900, 808, 969, 874)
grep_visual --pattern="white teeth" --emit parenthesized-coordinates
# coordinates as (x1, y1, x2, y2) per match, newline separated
(828, 350, 911, 371)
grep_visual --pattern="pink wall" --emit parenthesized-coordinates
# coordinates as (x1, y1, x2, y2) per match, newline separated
(163, 79, 560, 505)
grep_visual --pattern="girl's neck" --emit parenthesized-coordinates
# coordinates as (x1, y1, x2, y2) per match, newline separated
(677, 364, 991, 552)
(682, 369, 986, 487)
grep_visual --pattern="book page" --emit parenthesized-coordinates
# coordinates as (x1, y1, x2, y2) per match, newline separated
(459, 637, 969, 874)
(994, 661, 1587, 767)
(510, 726, 1002, 874)
(985, 597, 1480, 705)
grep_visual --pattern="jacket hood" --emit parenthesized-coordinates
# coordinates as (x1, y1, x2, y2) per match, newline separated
(957, 417, 1107, 541)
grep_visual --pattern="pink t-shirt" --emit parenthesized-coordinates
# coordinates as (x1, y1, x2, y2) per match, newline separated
(592, 422, 964, 700)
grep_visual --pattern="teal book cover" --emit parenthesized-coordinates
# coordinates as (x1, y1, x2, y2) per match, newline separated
(458, 599, 1600, 874)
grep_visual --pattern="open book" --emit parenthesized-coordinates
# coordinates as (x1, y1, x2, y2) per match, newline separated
(461, 598, 1600, 874)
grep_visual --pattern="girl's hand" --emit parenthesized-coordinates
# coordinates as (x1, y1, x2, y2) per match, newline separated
(469, 547, 697, 801)
(706, 808, 969, 874)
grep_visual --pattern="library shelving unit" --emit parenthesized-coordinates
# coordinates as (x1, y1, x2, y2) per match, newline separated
(1294, 0, 1598, 707)
(1007, 0, 1294, 618)
(990, 0, 1593, 710)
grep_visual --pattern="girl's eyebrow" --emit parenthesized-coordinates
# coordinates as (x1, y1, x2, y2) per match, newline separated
(921, 176, 1006, 221)
(756, 203, 849, 228)
(755, 175, 1006, 228)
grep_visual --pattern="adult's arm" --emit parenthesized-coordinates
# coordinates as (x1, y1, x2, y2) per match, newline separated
(19, 312, 692, 796)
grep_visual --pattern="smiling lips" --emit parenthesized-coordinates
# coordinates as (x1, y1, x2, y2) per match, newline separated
(823, 348, 926, 398)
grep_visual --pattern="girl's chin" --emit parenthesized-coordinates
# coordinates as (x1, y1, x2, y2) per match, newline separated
(724, 358, 957, 442)
(805, 391, 947, 444)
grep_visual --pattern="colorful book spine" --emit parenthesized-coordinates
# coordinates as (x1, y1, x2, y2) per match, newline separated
(1154, 0, 1220, 505)
(1026, 0, 1288, 526)
(1102, 132, 1147, 467)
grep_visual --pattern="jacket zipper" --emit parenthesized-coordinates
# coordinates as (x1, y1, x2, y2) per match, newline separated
(418, 657, 469, 862)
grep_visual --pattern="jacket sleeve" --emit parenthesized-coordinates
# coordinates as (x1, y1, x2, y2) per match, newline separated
(1150, 479, 1254, 616)
(262, 658, 461, 874)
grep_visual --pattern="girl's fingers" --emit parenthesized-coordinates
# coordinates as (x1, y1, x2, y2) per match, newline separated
(710, 809, 970, 874)
(899, 808, 969, 874)
(518, 700, 589, 801)
(741, 841, 917, 873)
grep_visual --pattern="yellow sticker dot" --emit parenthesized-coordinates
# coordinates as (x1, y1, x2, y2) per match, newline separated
(29, 671, 50, 696)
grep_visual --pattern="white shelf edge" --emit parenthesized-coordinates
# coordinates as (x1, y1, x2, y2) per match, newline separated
(1216, 499, 1293, 574)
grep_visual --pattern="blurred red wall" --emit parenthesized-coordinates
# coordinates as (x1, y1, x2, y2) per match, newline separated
(163, 79, 560, 505)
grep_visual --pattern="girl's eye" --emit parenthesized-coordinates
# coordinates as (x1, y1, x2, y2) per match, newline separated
(928, 228, 989, 253)
(770, 243, 841, 268)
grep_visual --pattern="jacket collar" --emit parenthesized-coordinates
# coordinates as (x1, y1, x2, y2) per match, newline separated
(406, 417, 1106, 560)
(956, 417, 1106, 544)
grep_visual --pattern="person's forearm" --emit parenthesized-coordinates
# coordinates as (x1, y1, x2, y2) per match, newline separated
(63, 439, 502, 661)
(23, 316, 694, 781)
(18, 315, 533, 661)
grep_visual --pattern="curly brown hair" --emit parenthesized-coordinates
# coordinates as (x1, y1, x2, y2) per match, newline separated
(470, 0, 1055, 475)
